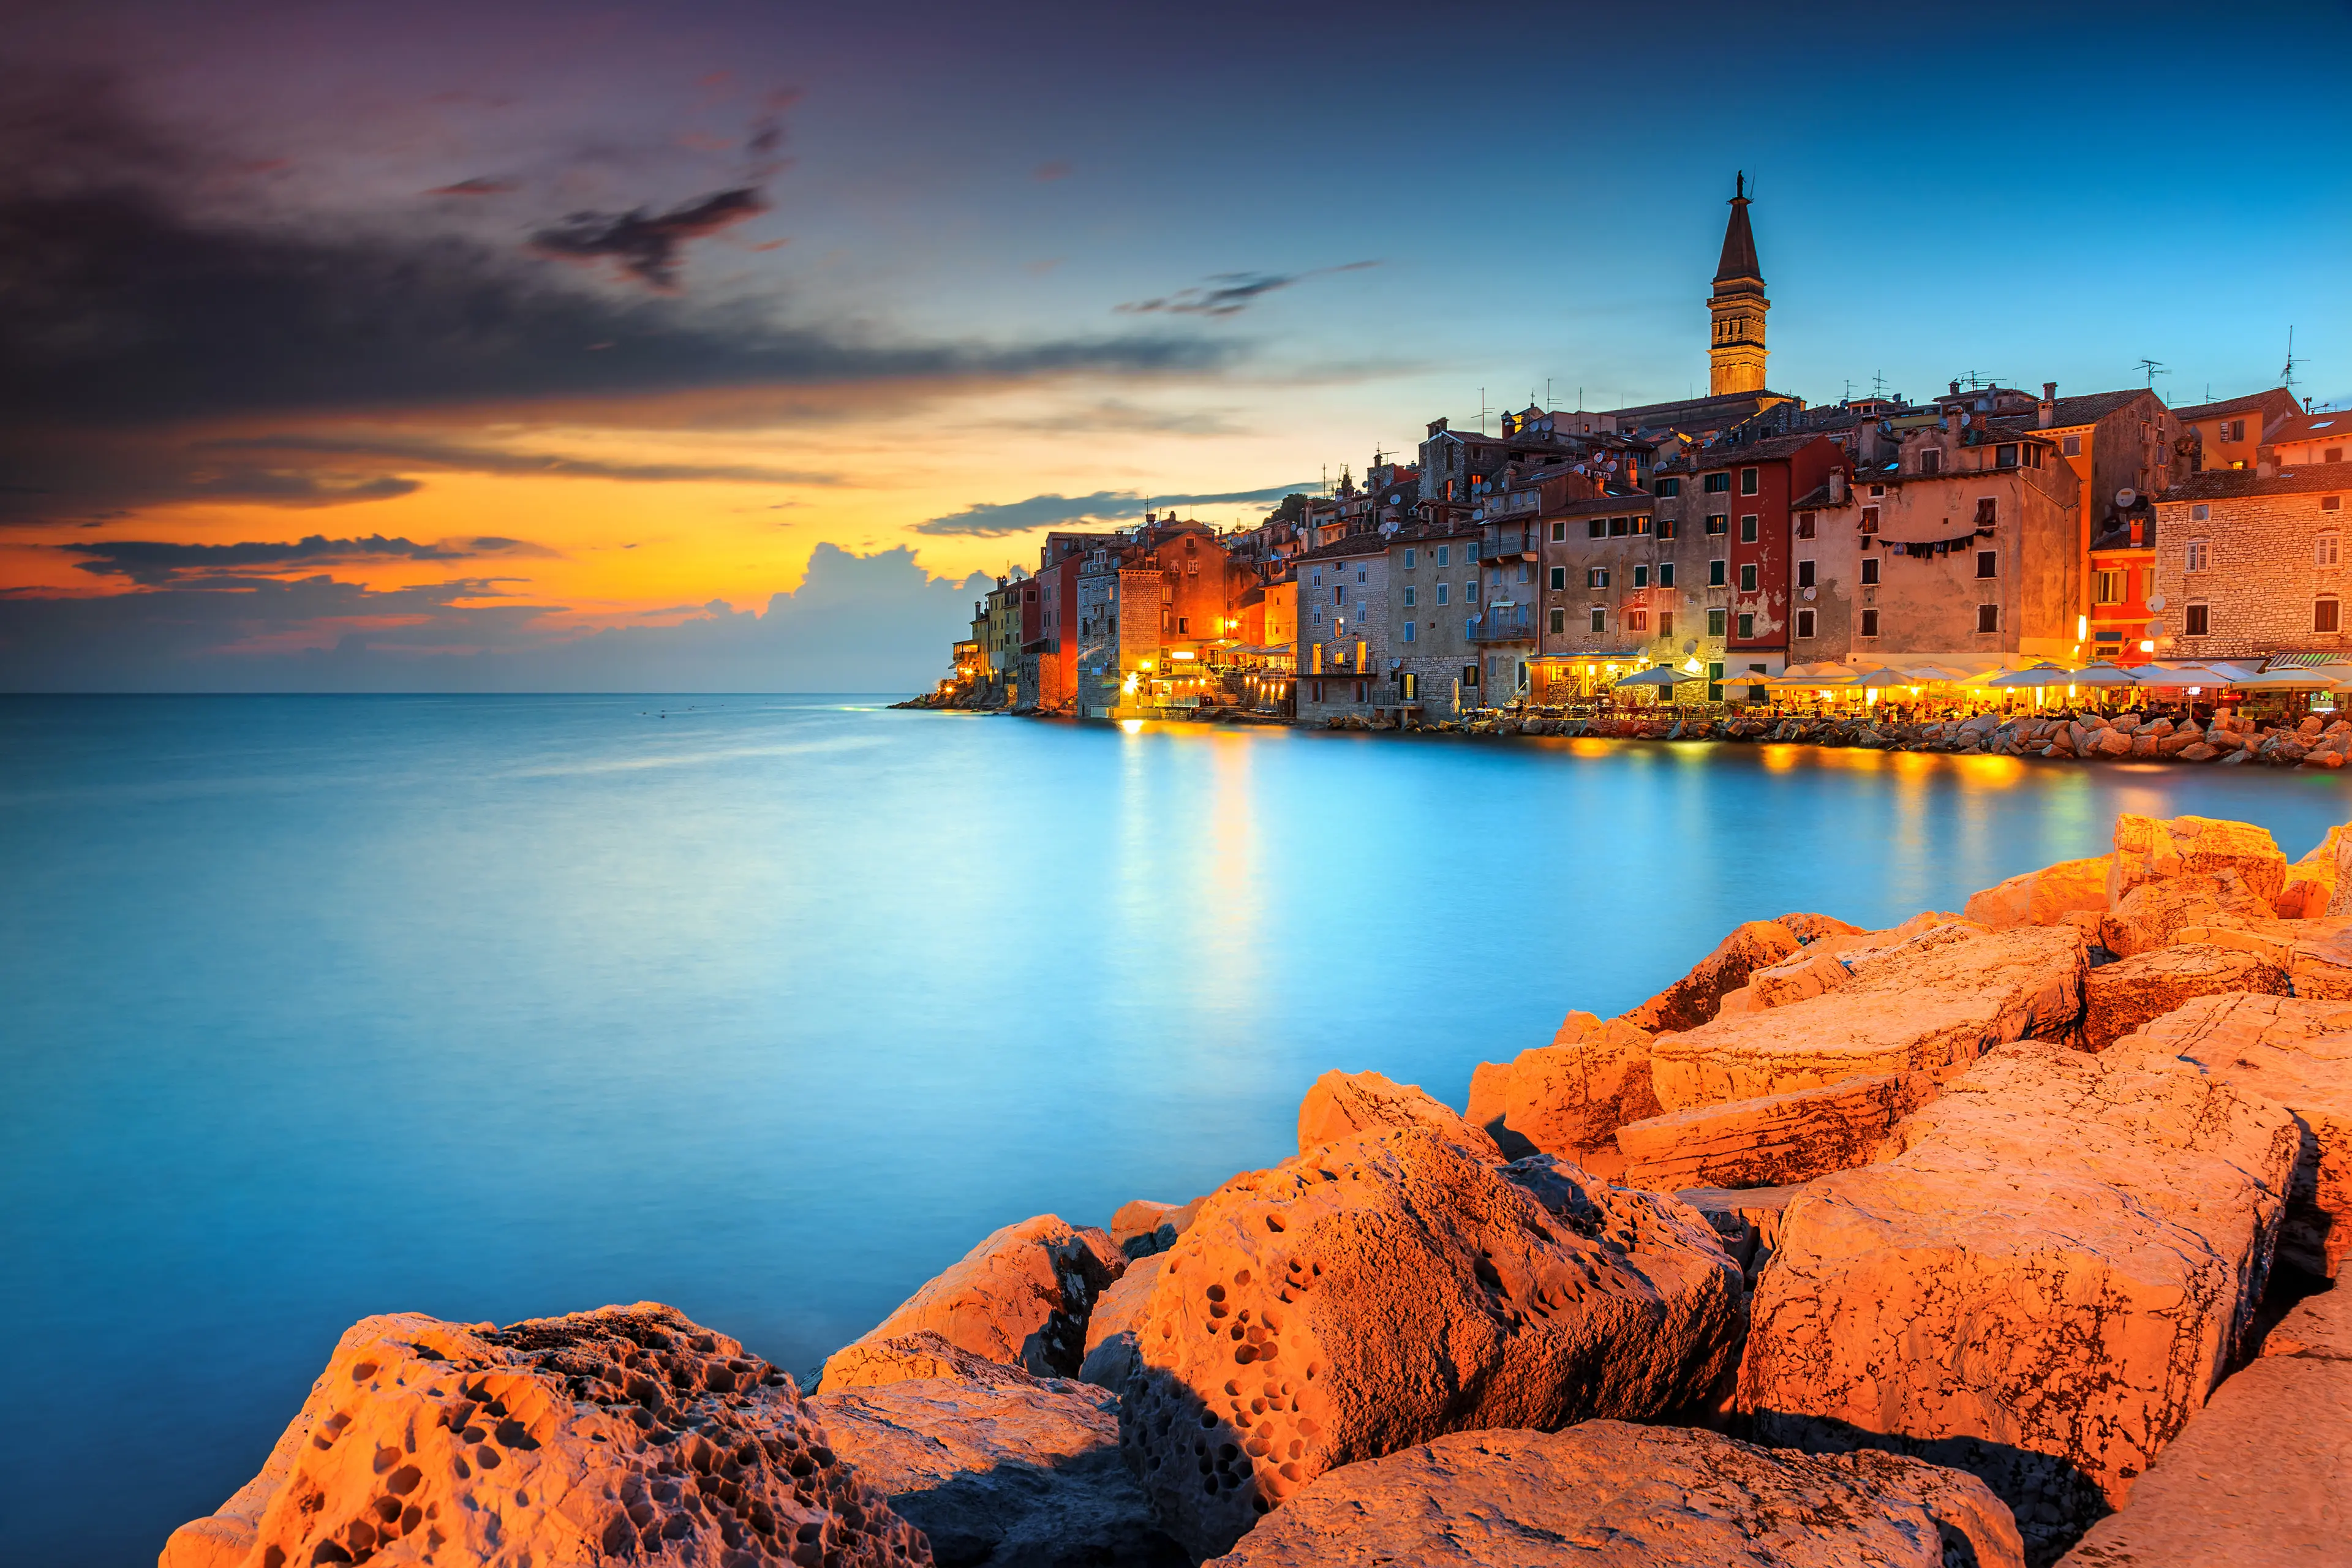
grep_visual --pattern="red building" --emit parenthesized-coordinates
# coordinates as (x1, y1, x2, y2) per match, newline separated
(1699, 432, 1852, 665)
(2087, 512, 2158, 663)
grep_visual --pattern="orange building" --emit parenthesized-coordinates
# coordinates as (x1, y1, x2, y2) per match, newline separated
(2174, 387, 2299, 473)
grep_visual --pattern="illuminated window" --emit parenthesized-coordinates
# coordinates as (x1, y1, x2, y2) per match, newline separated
(2094, 570, 2124, 605)
(1627, 609, 1649, 631)
(1706, 514, 1728, 535)
(1588, 568, 1611, 589)
(1609, 516, 1629, 537)
(1860, 507, 1880, 534)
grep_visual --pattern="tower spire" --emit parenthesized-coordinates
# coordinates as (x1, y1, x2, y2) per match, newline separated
(1707, 172, 1768, 396)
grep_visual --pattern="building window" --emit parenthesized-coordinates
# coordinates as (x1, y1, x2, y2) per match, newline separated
(1466, 580, 1479, 602)
(1740, 514, 1759, 542)
(1402, 620, 1417, 643)
(1708, 559, 1727, 587)
(1589, 608, 1606, 633)
(1860, 506, 1880, 534)
(1659, 563, 1675, 588)
(1588, 568, 1611, 588)
(1739, 467, 1759, 495)
(1357, 568, 1367, 582)
(1797, 560, 1816, 588)
(2185, 603, 2210, 636)
(1796, 511, 1817, 538)
(1403, 548, 1416, 568)
(2320, 533, 2341, 568)
(2094, 570, 2123, 605)
(1706, 513, 1728, 535)
(1550, 521, 1565, 542)
(1463, 663, 1479, 687)
(2062, 434, 2082, 457)
(2320, 598, 2343, 634)
(2326, 497, 2344, 513)
(1436, 583, 1450, 605)
(1736, 612, 1755, 638)
(1608, 516, 1630, 537)
(1796, 608, 1816, 638)
(1311, 570, 1322, 586)
(1860, 608, 1880, 638)
(1657, 516, 1679, 540)
(1975, 498, 1997, 527)
(2185, 541, 2210, 572)
(1436, 546, 1450, 566)
(1659, 611, 1675, 638)
(1920, 449, 1943, 474)
(1996, 443, 2018, 469)
(1706, 608, 1727, 636)
(1627, 608, 1649, 632)
(1976, 550, 1998, 579)
(1635, 515, 1652, 535)
(1656, 478, 1682, 497)
(1738, 563, 1758, 592)
(1177, 616, 1188, 633)
(1589, 518, 1607, 539)
(1517, 563, 1531, 584)
(1403, 585, 1417, 606)
(1549, 608, 1566, 634)
(1311, 608, 1323, 625)
(1632, 565, 1649, 587)
(1334, 584, 1346, 605)
(2222, 418, 2246, 442)
(1861, 558, 1880, 586)
(2189, 505, 2209, 522)
(1705, 472, 1730, 493)
(1976, 603, 2000, 634)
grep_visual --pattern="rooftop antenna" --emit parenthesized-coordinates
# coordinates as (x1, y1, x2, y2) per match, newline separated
(1479, 387, 1490, 435)
(1545, 377, 1553, 410)
(2134, 358, 2169, 389)
(2283, 327, 2299, 396)
(1871, 371, 1889, 399)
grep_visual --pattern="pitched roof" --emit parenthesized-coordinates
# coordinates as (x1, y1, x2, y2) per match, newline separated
(2271, 409, 2352, 446)
(2171, 387, 2297, 424)
(1293, 532, 1393, 563)
(1988, 390, 2149, 432)
(1715, 183, 1761, 285)
(2158, 462, 2352, 503)
(1691, 431, 1842, 463)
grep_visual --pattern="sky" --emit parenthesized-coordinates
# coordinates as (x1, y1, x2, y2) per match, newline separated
(2, 0, 2347, 692)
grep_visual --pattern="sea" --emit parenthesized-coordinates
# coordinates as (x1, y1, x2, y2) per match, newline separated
(5, 693, 2348, 1565)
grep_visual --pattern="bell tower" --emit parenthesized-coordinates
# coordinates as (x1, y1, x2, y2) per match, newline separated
(1708, 172, 1768, 396)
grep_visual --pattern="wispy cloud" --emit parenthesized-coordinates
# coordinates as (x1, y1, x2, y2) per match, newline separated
(1117, 261, 1378, 318)
(59, 533, 560, 586)
(199, 434, 839, 486)
(529, 186, 769, 290)
(913, 483, 1311, 537)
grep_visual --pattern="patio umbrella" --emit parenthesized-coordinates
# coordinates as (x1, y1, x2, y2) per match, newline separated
(1613, 666, 1693, 687)
(1986, 663, 2075, 688)
(2230, 668, 2352, 691)
(2068, 662, 2144, 687)
(1898, 664, 1973, 684)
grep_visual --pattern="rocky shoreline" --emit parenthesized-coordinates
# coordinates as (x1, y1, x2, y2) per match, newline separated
(159, 809, 2350, 1568)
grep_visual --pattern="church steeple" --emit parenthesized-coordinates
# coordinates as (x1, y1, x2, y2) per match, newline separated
(1708, 172, 1769, 396)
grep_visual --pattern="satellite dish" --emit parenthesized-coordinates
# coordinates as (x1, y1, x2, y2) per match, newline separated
(2147, 594, 2166, 612)
(2114, 487, 2139, 510)
(2146, 621, 2165, 637)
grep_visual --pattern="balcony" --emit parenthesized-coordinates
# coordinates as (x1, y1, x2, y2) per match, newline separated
(1468, 608, 1536, 644)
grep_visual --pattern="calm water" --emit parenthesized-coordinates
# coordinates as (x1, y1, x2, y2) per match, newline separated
(6, 694, 2350, 1564)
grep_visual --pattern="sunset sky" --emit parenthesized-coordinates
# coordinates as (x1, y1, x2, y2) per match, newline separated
(4, 0, 2346, 690)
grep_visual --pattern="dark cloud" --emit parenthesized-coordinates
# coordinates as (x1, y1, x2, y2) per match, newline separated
(199, 433, 839, 486)
(1118, 260, 1379, 318)
(0, 543, 987, 693)
(59, 533, 559, 585)
(426, 178, 516, 197)
(913, 483, 1311, 537)
(530, 187, 768, 289)
(0, 74, 1234, 439)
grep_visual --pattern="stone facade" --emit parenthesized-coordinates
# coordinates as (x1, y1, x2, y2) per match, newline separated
(2152, 463, 2352, 662)
(1389, 526, 1483, 717)
(1293, 539, 1392, 722)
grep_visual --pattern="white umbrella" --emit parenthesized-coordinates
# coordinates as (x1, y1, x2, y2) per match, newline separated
(1613, 666, 1693, 688)
(2230, 668, 2351, 692)
(2068, 662, 2144, 687)
(1986, 663, 2075, 688)
(1898, 664, 1973, 684)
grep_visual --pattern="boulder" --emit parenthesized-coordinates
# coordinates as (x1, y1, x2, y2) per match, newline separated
(1295, 1068, 1499, 1158)
(812, 1368, 1185, 1568)
(1774, 910, 1866, 944)
(2276, 824, 2347, 916)
(821, 1215, 1123, 1389)
(2108, 813, 2288, 910)
(1650, 922, 2086, 1112)
(2100, 871, 2274, 958)
(1738, 1044, 2299, 1562)
(1466, 1011, 1658, 1164)
(1077, 1255, 1163, 1389)
(2176, 742, 2219, 762)
(2078, 943, 2291, 1051)
(2112, 992, 2352, 1278)
(2055, 1286, 2351, 1566)
(1115, 1127, 1742, 1559)
(1964, 855, 2114, 930)
(1673, 1183, 1807, 1287)
(1110, 1199, 1180, 1256)
(1616, 919, 1804, 1034)
(160, 1303, 929, 1568)
(1201, 1422, 2024, 1568)
(1612, 1072, 1938, 1191)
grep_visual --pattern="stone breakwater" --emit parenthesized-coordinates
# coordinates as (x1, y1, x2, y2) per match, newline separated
(162, 809, 2352, 1568)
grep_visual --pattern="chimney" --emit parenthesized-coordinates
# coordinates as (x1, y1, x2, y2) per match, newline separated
(1949, 380, 1961, 398)
(2257, 452, 2279, 480)
(2039, 382, 2056, 428)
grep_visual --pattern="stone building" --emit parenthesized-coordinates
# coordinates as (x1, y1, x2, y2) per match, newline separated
(1389, 524, 1486, 715)
(1708, 173, 1768, 396)
(2150, 462, 2352, 662)
(1292, 535, 1392, 722)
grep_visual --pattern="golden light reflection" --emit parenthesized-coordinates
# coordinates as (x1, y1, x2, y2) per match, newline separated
(1760, 745, 1800, 771)
(1952, 754, 2027, 786)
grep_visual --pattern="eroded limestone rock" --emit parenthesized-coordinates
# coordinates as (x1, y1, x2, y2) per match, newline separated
(2109, 813, 2289, 909)
(1465, 1011, 1658, 1163)
(1201, 1422, 2024, 1568)
(1616, 919, 1803, 1034)
(812, 1367, 1185, 1568)
(2078, 943, 2290, 1051)
(1077, 1254, 1163, 1390)
(821, 1216, 1122, 1389)
(1964, 855, 2114, 930)
(1613, 1072, 1937, 1191)
(1294, 1068, 1499, 1158)
(1738, 1044, 2298, 1561)
(1117, 1127, 1741, 1559)
(160, 1303, 929, 1568)
(1650, 922, 2085, 1111)
(1674, 1183, 1807, 1288)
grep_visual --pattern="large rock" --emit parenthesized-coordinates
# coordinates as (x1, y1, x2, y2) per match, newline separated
(1077, 1254, 1163, 1389)
(159, 1303, 929, 1568)
(1674, 1183, 1807, 1288)
(1295, 1068, 1499, 1158)
(1616, 918, 1803, 1033)
(1965, 855, 2114, 930)
(1650, 922, 2086, 1112)
(812, 1367, 1185, 1568)
(2275, 823, 2348, 917)
(2101, 873, 2275, 958)
(1612, 1072, 1937, 1191)
(1466, 1011, 1658, 1164)
(1115, 1126, 1742, 1558)
(2078, 943, 2290, 1051)
(2112, 992, 2352, 1278)
(821, 1215, 1123, 1389)
(1202, 1422, 2024, 1568)
(2109, 813, 2288, 910)
(1738, 1044, 2299, 1562)
(2054, 1284, 2351, 1566)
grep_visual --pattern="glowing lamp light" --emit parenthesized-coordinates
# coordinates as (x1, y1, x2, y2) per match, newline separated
(2188, 686, 2202, 696)
(2138, 640, 2155, 653)
(1682, 657, 1703, 674)
(2076, 615, 2089, 640)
